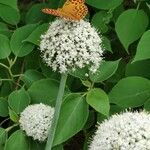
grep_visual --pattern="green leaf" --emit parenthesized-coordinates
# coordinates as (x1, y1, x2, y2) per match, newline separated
(133, 30, 150, 62)
(52, 145, 64, 150)
(22, 69, 44, 87)
(4, 130, 29, 150)
(86, 0, 123, 9)
(90, 59, 120, 82)
(10, 24, 38, 57)
(69, 67, 89, 80)
(115, 9, 149, 51)
(0, 98, 8, 117)
(107, 60, 126, 83)
(28, 79, 63, 105)
(0, 0, 18, 10)
(126, 59, 150, 79)
(0, 128, 7, 150)
(0, 4, 20, 25)
(0, 34, 11, 59)
(92, 11, 112, 33)
(40, 62, 60, 79)
(110, 105, 124, 115)
(144, 99, 150, 111)
(109, 77, 150, 108)
(0, 82, 11, 97)
(8, 108, 19, 122)
(0, 22, 11, 37)
(53, 93, 89, 146)
(86, 88, 110, 116)
(83, 110, 95, 129)
(24, 23, 49, 45)
(8, 88, 30, 114)
(25, 3, 50, 24)
(24, 50, 40, 70)
(29, 140, 45, 150)
(102, 36, 112, 53)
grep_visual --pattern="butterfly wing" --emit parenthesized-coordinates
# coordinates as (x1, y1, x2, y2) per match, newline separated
(42, 8, 76, 20)
(42, 8, 61, 17)
(62, 0, 88, 20)
(66, 0, 85, 3)
(42, 0, 88, 21)
(75, 4, 88, 19)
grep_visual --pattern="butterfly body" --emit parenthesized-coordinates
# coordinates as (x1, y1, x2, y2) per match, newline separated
(42, 0, 88, 21)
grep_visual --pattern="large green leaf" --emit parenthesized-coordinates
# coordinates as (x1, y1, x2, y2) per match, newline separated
(10, 24, 38, 57)
(69, 67, 89, 80)
(0, 4, 20, 25)
(8, 108, 19, 123)
(25, 3, 50, 24)
(86, 0, 123, 10)
(109, 77, 150, 108)
(8, 88, 30, 114)
(126, 59, 150, 79)
(28, 79, 63, 105)
(91, 11, 112, 33)
(29, 140, 45, 150)
(4, 130, 29, 150)
(53, 93, 89, 146)
(0, 97, 8, 117)
(24, 23, 49, 45)
(102, 36, 113, 53)
(86, 88, 110, 116)
(0, 34, 11, 59)
(115, 9, 149, 51)
(0, 128, 7, 150)
(0, 22, 11, 37)
(90, 60, 120, 82)
(144, 99, 150, 112)
(0, 0, 18, 10)
(133, 30, 150, 62)
(24, 50, 40, 70)
(22, 69, 44, 87)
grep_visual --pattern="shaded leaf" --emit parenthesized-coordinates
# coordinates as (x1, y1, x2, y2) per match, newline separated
(109, 77, 150, 108)
(115, 9, 148, 51)
(90, 60, 120, 82)
(133, 30, 150, 62)
(0, 97, 8, 117)
(86, 0, 123, 10)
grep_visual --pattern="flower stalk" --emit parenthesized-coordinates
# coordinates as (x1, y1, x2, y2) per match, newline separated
(45, 73, 68, 150)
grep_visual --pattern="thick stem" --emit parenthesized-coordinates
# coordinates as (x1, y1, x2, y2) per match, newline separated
(45, 73, 68, 150)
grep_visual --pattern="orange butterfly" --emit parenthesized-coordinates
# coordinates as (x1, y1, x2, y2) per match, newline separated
(42, 0, 88, 21)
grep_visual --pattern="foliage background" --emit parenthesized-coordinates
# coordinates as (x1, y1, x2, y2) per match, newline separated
(0, 0, 150, 149)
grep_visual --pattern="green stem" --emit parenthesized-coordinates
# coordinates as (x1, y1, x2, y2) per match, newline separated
(45, 73, 68, 150)
(5, 123, 18, 132)
(0, 63, 9, 70)
(0, 79, 13, 81)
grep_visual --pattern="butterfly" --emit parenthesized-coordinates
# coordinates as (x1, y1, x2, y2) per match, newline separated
(42, 0, 88, 21)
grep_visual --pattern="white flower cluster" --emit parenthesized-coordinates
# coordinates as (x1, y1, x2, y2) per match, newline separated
(89, 111, 150, 150)
(19, 103, 54, 141)
(40, 18, 103, 74)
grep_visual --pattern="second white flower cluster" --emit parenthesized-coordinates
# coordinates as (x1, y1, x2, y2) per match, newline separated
(19, 103, 150, 150)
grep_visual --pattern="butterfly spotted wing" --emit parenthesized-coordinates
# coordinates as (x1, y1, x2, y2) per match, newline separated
(42, 0, 88, 21)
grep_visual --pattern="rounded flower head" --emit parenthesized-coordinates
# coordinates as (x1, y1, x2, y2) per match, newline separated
(40, 18, 103, 74)
(19, 103, 54, 141)
(89, 111, 150, 150)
